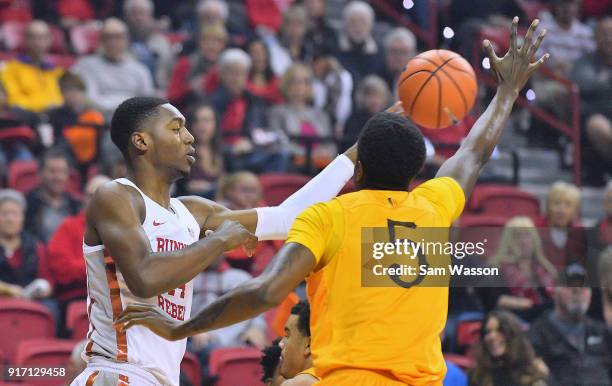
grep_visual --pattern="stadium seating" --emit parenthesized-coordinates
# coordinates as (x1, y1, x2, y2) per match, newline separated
(7, 159, 83, 197)
(1, 21, 68, 54)
(181, 352, 202, 386)
(456, 319, 482, 352)
(0, 125, 36, 144)
(15, 339, 76, 386)
(0, 299, 55, 364)
(209, 347, 263, 386)
(66, 300, 89, 339)
(259, 173, 310, 206)
(469, 185, 541, 219)
(455, 214, 507, 256)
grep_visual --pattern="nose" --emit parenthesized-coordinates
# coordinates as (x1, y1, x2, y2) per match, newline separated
(183, 128, 195, 145)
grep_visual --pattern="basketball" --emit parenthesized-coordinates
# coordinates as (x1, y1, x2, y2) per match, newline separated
(398, 49, 477, 129)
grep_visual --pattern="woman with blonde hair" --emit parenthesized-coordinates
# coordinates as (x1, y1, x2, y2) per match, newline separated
(490, 216, 557, 321)
(534, 181, 586, 269)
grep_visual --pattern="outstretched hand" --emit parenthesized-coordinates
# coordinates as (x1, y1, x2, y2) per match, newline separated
(484, 17, 549, 94)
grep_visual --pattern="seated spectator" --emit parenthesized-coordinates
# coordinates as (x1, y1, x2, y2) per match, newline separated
(261, 339, 285, 386)
(123, 0, 174, 91)
(535, 181, 586, 269)
(598, 247, 612, 327)
(167, 23, 228, 108)
(531, 0, 595, 122)
(0, 83, 38, 179)
(215, 171, 278, 273)
(342, 75, 391, 149)
(303, 0, 338, 54)
(268, 63, 335, 169)
(179, 103, 223, 199)
(529, 264, 612, 386)
(470, 310, 549, 386)
(190, 254, 268, 383)
(247, 39, 283, 105)
(381, 28, 418, 95)
(311, 51, 353, 133)
(0, 20, 63, 113)
(25, 149, 81, 242)
(72, 18, 154, 119)
(586, 181, 612, 288)
(489, 217, 557, 321)
(335, 1, 384, 87)
(0, 189, 51, 300)
(209, 48, 288, 173)
(570, 17, 612, 186)
(278, 301, 319, 385)
(46, 175, 110, 332)
(47, 72, 104, 178)
(262, 5, 314, 77)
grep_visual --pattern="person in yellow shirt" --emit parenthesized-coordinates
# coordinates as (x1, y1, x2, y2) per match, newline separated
(0, 20, 64, 113)
(115, 17, 549, 386)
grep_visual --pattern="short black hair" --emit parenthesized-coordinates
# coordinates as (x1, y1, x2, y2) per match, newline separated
(290, 301, 310, 338)
(40, 147, 70, 170)
(59, 71, 85, 91)
(260, 338, 281, 382)
(110, 96, 168, 158)
(357, 112, 425, 190)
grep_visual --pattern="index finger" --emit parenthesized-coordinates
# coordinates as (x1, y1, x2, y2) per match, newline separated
(510, 16, 519, 53)
(116, 304, 155, 319)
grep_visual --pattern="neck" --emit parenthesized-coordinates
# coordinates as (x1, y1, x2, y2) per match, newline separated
(127, 164, 173, 209)
(0, 234, 20, 246)
(555, 308, 583, 324)
(41, 186, 63, 203)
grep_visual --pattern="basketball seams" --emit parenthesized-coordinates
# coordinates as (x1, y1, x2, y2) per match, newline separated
(398, 69, 434, 90)
(408, 57, 456, 116)
(438, 69, 470, 118)
(435, 75, 442, 129)
(418, 54, 477, 80)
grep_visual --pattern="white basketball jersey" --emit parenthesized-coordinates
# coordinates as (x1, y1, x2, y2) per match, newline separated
(82, 178, 200, 385)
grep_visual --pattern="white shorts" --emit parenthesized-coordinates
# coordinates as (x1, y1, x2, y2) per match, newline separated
(71, 359, 160, 386)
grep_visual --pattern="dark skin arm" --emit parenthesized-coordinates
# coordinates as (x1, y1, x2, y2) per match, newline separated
(85, 182, 258, 299)
(114, 242, 316, 340)
(436, 17, 549, 198)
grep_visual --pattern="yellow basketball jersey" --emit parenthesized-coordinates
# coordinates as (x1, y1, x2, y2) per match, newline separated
(286, 177, 465, 385)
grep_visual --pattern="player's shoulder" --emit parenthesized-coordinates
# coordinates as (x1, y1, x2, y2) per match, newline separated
(411, 177, 465, 200)
(281, 374, 318, 386)
(87, 180, 143, 218)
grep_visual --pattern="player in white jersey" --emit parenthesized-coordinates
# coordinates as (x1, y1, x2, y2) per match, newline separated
(71, 97, 359, 385)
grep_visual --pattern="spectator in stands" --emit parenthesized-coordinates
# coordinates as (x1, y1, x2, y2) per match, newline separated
(529, 264, 612, 386)
(279, 301, 318, 385)
(470, 310, 549, 386)
(535, 181, 586, 270)
(598, 247, 612, 327)
(263, 5, 314, 77)
(381, 28, 418, 95)
(311, 51, 353, 135)
(336, 1, 384, 87)
(532, 0, 596, 121)
(209, 48, 288, 173)
(247, 39, 283, 104)
(489, 217, 556, 321)
(269, 63, 335, 169)
(342, 75, 391, 149)
(46, 175, 109, 332)
(0, 189, 51, 300)
(261, 339, 285, 386)
(570, 17, 612, 186)
(303, 0, 338, 54)
(72, 18, 154, 119)
(167, 23, 228, 107)
(179, 103, 223, 199)
(24, 149, 81, 242)
(0, 83, 38, 180)
(586, 181, 612, 292)
(123, 0, 174, 91)
(47, 72, 104, 178)
(444, 358, 468, 386)
(0, 20, 63, 113)
(215, 171, 277, 273)
(190, 254, 268, 383)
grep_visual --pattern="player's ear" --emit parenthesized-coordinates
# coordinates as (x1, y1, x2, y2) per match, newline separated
(131, 131, 149, 153)
(304, 338, 311, 357)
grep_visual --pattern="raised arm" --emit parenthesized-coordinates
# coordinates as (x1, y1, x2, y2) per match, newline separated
(114, 242, 316, 340)
(436, 17, 549, 197)
(87, 183, 257, 298)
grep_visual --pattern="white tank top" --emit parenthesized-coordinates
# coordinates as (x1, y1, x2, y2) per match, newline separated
(82, 178, 200, 385)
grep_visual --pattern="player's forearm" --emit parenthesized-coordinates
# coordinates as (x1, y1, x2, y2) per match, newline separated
(136, 235, 228, 298)
(459, 85, 518, 165)
(174, 278, 278, 339)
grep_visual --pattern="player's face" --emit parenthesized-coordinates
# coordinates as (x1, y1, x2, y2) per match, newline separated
(279, 315, 310, 378)
(483, 317, 507, 359)
(149, 104, 195, 178)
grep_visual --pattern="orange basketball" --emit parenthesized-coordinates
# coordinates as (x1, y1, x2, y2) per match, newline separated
(398, 49, 477, 129)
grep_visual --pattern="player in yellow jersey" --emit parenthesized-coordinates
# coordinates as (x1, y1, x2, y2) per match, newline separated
(116, 17, 549, 385)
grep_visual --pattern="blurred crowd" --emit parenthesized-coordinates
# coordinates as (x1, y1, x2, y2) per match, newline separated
(0, 0, 610, 385)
